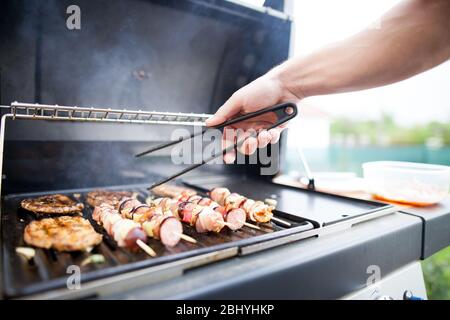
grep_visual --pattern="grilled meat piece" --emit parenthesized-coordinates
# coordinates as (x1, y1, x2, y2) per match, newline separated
(154, 197, 225, 233)
(24, 216, 102, 251)
(117, 198, 183, 247)
(210, 187, 274, 223)
(21, 194, 84, 215)
(86, 190, 132, 208)
(93, 203, 147, 249)
(183, 193, 245, 230)
(151, 184, 196, 199)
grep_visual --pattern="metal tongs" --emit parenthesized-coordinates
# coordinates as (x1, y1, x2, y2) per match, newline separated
(137, 102, 298, 190)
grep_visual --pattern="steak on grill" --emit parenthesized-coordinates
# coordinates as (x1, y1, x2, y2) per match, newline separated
(152, 184, 196, 199)
(21, 194, 84, 215)
(86, 190, 132, 208)
(23, 216, 102, 251)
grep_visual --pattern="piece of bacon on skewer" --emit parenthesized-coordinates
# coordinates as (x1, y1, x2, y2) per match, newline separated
(151, 185, 274, 225)
(210, 188, 274, 223)
(153, 197, 225, 233)
(117, 198, 183, 247)
(151, 184, 196, 200)
(179, 194, 246, 231)
(92, 203, 151, 252)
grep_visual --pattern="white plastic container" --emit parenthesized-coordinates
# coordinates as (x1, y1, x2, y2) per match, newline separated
(362, 161, 450, 206)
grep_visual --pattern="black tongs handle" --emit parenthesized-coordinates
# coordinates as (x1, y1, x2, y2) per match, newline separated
(215, 102, 297, 159)
(137, 102, 297, 158)
(213, 102, 297, 129)
(145, 102, 298, 190)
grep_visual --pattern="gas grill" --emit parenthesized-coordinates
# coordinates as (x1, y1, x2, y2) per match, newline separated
(0, 101, 400, 298)
(1, 0, 448, 300)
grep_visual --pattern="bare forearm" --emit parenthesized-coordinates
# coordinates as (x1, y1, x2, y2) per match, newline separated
(207, 0, 450, 156)
(272, 0, 450, 99)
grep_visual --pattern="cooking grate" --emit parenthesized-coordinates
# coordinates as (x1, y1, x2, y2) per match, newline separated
(1, 184, 314, 298)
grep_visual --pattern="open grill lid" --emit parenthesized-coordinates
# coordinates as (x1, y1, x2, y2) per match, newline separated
(1, 0, 291, 126)
(0, 0, 292, 195)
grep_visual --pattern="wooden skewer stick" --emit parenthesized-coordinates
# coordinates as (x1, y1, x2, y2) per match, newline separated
(242, 221, 261, 230)
(237, 220, 260, 230)
(271, 216, 291, 226)
(222, 221, 238, 229)
(223, 219, 261, 231)
(136, 239, 157, 257)
(220, 221, 236, 229)
(175, 232, 197, 244)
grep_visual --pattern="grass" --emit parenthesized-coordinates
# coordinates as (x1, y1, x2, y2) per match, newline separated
(422, 246, 450, 300)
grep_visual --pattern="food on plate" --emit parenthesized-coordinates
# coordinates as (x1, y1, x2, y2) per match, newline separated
(23, 216, 102, 251)
(86, 190, 132, 208)
(21, 194, 84, 215)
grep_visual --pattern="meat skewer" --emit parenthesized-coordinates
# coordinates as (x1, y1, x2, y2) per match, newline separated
(152, 197, 237, 233)
(176, 193, 259, 231)
(151, 184, 289, 227)
(209, 187, 291, 226)
(118, 198, 196, 245)
(92, 203, 156, 256)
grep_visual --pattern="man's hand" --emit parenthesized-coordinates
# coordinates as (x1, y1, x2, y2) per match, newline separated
(205, 71, 300, 163)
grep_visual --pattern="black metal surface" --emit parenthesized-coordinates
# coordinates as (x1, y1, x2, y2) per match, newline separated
(2, 141, 167, 194)
(1, 184, 314, 298)
(1, 0, 292, 195)
(400, 197, 450, 259)
(173, 212, 423, 300)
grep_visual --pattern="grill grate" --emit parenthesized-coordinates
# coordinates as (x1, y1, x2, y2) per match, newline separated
(1, 184, 314, 298)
